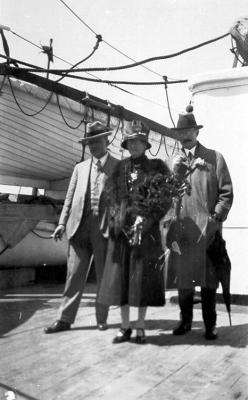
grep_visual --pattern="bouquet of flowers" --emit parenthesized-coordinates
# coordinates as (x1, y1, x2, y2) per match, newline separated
(172, 155, 207, 177)
(107, 164, 191, 246)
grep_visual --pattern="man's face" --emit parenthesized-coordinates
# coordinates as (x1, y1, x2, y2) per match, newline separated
(126, 139, 147, 158)
(88, 137, 108, 159)
(178, 128, 199, 149)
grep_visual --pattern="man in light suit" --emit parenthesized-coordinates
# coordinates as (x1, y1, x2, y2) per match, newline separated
(44, 121, 119, 333)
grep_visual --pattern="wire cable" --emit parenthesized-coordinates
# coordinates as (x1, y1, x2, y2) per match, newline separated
(58, 74, 188, 86)
(21, 32, 230, 74)
(148, 133, 163, 157)
(108, 118, 121, 145)
(163, 78, 175, 127)
(11, 30, 42, 51)
(56, 93, 85, 129)
(1, 52, 175, 110)
(12, 29, 99, 70)
(92, 32, 230, 72)
(7, 75, 54, 116)
(58, 0, 97, 35)
(13, 67, 188, 85)
(8, 25, 183, 109)
(163, 77, 179, 156)
(56, 34, 102, 83)
(2, 30, 175, 111)
(162, 77, 180, 156)
(57, 0, 164, 78)
(106, 83, 170, 109)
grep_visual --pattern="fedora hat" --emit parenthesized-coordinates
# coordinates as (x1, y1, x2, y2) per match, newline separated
(171, 105, 203, 131)
(121, 120, 151, 150)
(78, 121, 112, 143)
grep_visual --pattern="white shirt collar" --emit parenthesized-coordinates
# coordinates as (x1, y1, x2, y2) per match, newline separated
(183, 146, 196, 157)
(92, 152, 108, 167)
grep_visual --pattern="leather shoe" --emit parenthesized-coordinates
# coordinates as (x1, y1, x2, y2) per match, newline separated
(205, 327, 218, 340)
(98, 323, 108, 331)
(112, 328, 132, 343)
(44, 320, 71, 334)
(173, 322, 191, 336)
(135, 328, 146, 344)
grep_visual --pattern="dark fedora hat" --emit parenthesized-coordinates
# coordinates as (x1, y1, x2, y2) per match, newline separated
(171, 105, 203, 131)
(121, 120, 151, 150)
(78, 121, 112, 143)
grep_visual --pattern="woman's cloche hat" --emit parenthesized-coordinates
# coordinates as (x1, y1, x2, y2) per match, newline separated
(121, 120, 151, 149)
(78, 121, 112, 143)
(171, 105, 203, 131)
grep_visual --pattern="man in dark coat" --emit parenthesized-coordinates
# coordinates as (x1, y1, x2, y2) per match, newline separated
(44, 121, 119, 333)
(167, 106, 233, 340)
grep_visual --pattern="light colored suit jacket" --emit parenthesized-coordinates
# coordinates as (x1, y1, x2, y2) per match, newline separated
(59, 154, 119, 240)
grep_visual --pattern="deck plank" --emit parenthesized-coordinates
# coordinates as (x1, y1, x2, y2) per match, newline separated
(0, 283, 248, 400)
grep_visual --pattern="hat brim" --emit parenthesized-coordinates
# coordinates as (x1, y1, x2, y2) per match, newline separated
(78, 130, 112, 143)
(170, 125, 203, 131)
(121, 138, 151, 150)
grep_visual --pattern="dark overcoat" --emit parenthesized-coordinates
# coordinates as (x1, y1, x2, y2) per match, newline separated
(166, 142, 233, 289)
(98, 155, 171, 307)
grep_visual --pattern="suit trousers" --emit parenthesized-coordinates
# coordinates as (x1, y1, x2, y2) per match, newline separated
(178, 287, 217, 329)
(58, 213, 109, 325)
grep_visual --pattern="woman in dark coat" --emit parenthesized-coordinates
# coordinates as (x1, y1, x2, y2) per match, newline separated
(98, 120, 172, 343)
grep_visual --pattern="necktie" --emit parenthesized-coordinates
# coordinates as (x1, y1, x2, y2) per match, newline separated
(188, 151, 193, 162)
(96, 159, 102, 172)
(91, 160, 102, 215)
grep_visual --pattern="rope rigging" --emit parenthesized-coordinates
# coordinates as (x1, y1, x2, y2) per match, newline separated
(0, 27, 179, 163)
(56, 93, 85, 129)
(0, 9, 234, 122)
(162, 77, 179, 156)
(6, 73, 93, 128)
(108, 118, 122, 145)
(8, 66, 188, 85)
(57, 0, 163, 78)
(163, 77, 175, 128)
(2, 58, 181, 158)
(56, 34, 102, 83)
(7, 76, 54, 117)
(0, 14, 230, 157)
(19, 32, 230, 75)
(0, 52, 173, 111)
(148, 133, 163, 157)
(0, 29, 176, 110)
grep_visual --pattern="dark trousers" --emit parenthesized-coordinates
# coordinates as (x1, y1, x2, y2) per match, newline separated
(58, 213, 109, 324)
(178, 287, 217, 330)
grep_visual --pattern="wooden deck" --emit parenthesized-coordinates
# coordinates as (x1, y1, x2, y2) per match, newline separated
(1, 283, 248, 400)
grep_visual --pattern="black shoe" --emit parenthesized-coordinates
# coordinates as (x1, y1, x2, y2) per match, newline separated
(135, 328, 146, 344)
(173, 322, 191, 336)
(112, 328, 132, 344)
(205, 327, 218, 340)
(98, 323, 108, 331)
(44, 320, 71, 334)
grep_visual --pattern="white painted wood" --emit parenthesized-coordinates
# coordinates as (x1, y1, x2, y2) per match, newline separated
(0, 77, 176, 188)
(189, 66, 248, 295)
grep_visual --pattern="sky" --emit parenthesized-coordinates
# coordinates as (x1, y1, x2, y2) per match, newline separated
(1, 0, 247, 129)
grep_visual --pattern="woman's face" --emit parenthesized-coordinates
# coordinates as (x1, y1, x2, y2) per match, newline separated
(126, 139, 147, 158)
